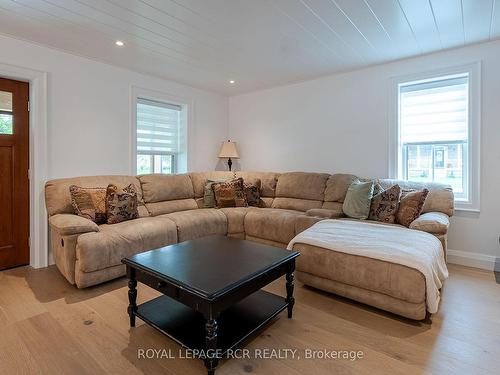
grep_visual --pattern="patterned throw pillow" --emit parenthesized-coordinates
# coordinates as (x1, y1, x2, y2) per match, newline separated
(203, 179, 227, 208)
(368, 184, 401, 223)
(106, 184, 139, 224)
(396, 189, 429, 227)
(244, 179, 261, 207)
(212, 178, 247, 208)
(69, 185, 107, 224)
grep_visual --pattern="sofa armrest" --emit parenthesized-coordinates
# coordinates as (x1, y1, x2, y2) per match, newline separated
(49, 214, 99, 236)
(306, 208, 343, 219)
(409, 212, 450, 235)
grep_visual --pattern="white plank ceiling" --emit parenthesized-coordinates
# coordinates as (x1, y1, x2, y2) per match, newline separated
(0, 0, 498, 94)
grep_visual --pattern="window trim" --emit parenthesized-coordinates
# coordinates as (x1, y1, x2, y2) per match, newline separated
(130, 86, 191, 175)
(388, 62, 481, 212)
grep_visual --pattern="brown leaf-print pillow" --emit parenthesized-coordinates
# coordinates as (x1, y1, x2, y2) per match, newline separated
(106, 184, 139, 224)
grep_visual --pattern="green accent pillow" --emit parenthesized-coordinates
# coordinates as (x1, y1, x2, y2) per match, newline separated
(342, 180, 375, 219)
(203, 179, 227, 208)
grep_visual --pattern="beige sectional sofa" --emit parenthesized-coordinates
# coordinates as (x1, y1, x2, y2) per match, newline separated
(45, 171, 453, 319)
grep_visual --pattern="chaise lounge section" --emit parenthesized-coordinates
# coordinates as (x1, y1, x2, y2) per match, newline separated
(45, 171, 453, 319)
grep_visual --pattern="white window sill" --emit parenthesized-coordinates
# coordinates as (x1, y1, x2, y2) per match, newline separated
(455, 207, 480, 213)
(454, 201, 480, 213)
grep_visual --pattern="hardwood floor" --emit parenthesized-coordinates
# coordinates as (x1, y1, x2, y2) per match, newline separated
(0, 264, 499, 375)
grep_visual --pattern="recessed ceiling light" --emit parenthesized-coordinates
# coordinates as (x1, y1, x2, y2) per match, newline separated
(229, 80, 235, 84)
(115, 40, 124, 47)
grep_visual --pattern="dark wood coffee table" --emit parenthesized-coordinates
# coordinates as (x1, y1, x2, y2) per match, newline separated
(121, 235, 299, 375)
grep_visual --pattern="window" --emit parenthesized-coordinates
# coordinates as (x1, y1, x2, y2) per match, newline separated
(399, 74, 469, 198)
(392, 64, 480, 211)
(136, 98, 183, 174)
(0, 91, 13, 135)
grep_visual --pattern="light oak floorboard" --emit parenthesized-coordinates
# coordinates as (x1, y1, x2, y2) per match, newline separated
(0, 264, 498, 374)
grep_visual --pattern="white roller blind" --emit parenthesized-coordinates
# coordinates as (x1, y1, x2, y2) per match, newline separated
(136, 98, 181, 155)
(400, 75, 468, 143)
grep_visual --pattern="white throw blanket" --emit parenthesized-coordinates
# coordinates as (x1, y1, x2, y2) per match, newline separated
(287, 220, 448, 313)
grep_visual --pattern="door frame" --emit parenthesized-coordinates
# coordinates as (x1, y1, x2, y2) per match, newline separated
(0, 63, 48, 269)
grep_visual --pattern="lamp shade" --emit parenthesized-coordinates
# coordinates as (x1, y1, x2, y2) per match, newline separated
(218, 140, 239, 158)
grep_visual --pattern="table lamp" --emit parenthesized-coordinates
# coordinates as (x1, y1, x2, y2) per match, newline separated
(218, 140, 239, 171)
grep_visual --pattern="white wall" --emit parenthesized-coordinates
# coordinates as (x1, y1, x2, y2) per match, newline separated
(229, 39, 500, 266)
(0, 34, 228, 178)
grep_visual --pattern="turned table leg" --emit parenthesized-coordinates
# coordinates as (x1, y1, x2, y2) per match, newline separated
(127, 268, 138, 327)
(204, 317, 219, 375)
(286, 262, 295, 319)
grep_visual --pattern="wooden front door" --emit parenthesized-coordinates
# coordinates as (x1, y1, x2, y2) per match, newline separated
(0, 77, 29, 270)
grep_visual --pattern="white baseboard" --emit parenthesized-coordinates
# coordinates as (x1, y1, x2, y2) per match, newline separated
(447, 249, 498, 271)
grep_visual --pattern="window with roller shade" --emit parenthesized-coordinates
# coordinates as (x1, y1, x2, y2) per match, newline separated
(136, 98, 183, 175)
(398, 74, 469, 200)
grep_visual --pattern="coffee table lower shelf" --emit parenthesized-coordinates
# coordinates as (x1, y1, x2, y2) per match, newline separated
(135, 289, 288, 354)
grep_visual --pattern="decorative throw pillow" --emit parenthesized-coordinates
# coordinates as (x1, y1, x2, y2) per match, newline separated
(106, 184, 139, 224)
(396, 189, 429, 227)
(212, 178, 247, 208)
(69, 185, 107, 224)
(203, 179, 227, 208)
(244, 179, 261, 207)
(342, 180, 374, 219)
(368, 184, 401, 223)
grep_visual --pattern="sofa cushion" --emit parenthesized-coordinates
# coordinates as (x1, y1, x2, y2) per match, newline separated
(220, 207, 254, 234)
(76, 217, 178, 273)
(195, 197, 205, 208)
(272, 197, 322, 212)
(260, 197, 274, 208)
(138, 174, 198, 216)
(139, 174, 194, 203)
(324, 174, 358, 203)
(275, 172, 329, 201)
(244, 208, 303, 244)
(271, 172, 328, 212)
(145, 199, 198, 217)
(321, 201, 344, 212)
(306, 208, 343, 219)
(45, 176, 148, 217)
(159, 208, 227, 242)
